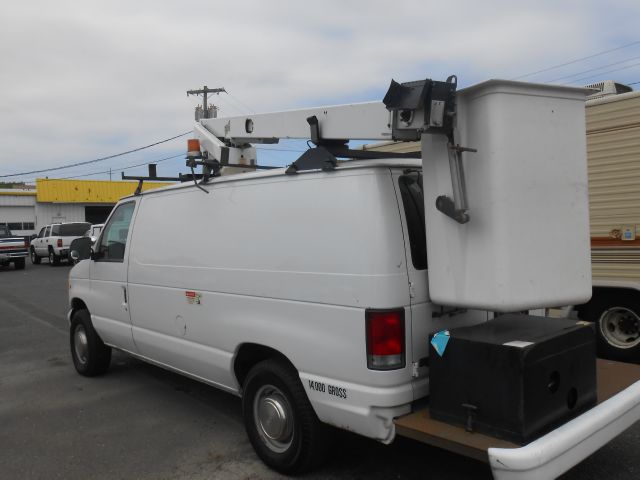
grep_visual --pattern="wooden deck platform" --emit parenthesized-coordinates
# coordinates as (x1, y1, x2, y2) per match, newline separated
(394, 359, 640, 462)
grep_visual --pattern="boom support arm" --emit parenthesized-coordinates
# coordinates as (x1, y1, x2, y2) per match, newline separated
(199, 102, 393, 144)
(191, 76, 468, 222)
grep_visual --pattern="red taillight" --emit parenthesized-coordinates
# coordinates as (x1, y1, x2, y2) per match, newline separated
(57, 239, 63, 248)
(366, 309, 405, 370)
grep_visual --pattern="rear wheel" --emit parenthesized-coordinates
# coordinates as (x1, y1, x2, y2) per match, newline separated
(13, 258, 25, 270)
(581, 291, 640, 362)
(49, 248, 60, 266)
(30, 248, 41, 264)
(242, 359, 327, 474)
(70, 309, 111, 376)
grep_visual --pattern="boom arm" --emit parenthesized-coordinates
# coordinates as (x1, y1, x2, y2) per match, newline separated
(199, 102, 393, 144)
(191, 76, 465, 220)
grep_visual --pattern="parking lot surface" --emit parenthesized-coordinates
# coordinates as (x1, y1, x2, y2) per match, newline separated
(1, 262, 638, 479)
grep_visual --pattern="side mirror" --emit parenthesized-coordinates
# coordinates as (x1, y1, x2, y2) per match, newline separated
(69, 237, 92, 263)
(90, 236, 97, 245)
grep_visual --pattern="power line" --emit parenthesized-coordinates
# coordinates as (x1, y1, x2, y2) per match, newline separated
(512, 40, 640, 80)
(214, 96, 246, 117)
(53, 146, 301, 181)
(62, 153, 184, 180)
(225, 91, 255, 114)
(564, 61, 640, 85)
(16, 143, 300, 183)
(255, 146, 305, 153)
(545, 55, 640, 83)
(0, 131, 191, 179)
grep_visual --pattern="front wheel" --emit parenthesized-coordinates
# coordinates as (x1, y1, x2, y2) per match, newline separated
(242, 359, 327, 474)
(70, 309, 111, 376)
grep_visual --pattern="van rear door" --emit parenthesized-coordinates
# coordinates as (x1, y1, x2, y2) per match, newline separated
(393, 170, 487, 400)
(393, 170, 431, 398)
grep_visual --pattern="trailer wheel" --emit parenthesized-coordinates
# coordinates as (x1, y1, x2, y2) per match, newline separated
(70, 309, 111, 376)
(242, 359, 327, 474)
(583, 292, 640, 362)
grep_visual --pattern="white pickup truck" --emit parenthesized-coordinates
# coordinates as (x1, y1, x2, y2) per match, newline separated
(30, 222, 90, 266)
(0, 225, 28, 270)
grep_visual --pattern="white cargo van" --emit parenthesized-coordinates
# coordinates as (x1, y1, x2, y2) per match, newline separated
(68, 77, 640, 479)
(69, 159, 438, 469)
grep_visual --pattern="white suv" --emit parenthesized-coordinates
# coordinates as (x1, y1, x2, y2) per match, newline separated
(31, 222, 91, 265)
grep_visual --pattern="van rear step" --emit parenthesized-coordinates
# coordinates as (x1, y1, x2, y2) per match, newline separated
(395, 359, 640, 462)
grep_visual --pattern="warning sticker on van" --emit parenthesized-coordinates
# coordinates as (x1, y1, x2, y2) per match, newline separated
(185, 291, 202, 305)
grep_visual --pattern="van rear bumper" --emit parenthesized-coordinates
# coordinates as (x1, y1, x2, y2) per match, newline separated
(488, 379, 640, 480)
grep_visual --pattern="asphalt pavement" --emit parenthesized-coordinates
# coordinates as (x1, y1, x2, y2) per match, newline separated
(1, 261, 638, 479)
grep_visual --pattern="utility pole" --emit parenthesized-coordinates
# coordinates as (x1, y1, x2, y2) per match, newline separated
(187, 85, 226, 119)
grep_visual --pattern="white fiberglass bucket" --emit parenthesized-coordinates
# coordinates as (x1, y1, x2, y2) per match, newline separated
(422, 80, 592, 311)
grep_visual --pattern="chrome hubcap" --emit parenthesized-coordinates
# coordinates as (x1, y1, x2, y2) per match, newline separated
(600, 307, 640, 349)
(253, 385, 293, 453)
(74, 325, 89, 365)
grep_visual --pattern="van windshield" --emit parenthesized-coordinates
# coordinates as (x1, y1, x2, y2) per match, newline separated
(398, 173, 427, 270)
(52, 223, 91, 236)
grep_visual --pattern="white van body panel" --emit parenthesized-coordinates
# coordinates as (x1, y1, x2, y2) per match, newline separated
(120, 165, 421, 440)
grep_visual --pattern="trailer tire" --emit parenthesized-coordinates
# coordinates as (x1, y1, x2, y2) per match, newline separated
(70, 309, 111, 376)
(583, 292, 640, 362)
(242, 359, 327, 474)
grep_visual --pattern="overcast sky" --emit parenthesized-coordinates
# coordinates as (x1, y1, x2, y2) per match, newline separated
(1, 0, 639, 182)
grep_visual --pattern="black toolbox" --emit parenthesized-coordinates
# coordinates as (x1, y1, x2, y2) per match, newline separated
(428, 314, 597, 444)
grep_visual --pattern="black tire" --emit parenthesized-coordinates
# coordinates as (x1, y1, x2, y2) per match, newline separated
(580, 291, 640, 362)
(48, 248, 60, 266)
(242, 359, 328, 474)
(30, 248, 41, 265)
(13, 258, 25, 270)
(70, 309, 111, 376)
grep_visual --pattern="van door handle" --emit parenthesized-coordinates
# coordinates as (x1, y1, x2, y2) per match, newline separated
(122, 286, 128, 311)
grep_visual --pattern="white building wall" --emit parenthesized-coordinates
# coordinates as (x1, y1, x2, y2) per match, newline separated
(35, 203, 86, 230)
(0, 193, 37, 235)
(0, 193, 36, 207)
(1, 206, 35, 222)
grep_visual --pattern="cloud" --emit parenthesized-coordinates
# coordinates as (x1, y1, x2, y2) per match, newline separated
(1, 0, 639, 180)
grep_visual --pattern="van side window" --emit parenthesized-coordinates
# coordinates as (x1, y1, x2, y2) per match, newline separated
(96, 202, 135, 262)
(398, 173, 427, 270)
